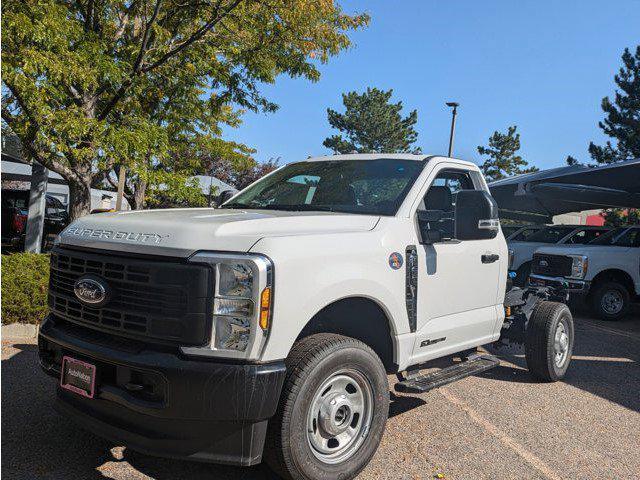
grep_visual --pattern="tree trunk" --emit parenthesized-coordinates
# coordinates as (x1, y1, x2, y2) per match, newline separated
(132, 177, 147, 210)
(68, 179, 92, 220)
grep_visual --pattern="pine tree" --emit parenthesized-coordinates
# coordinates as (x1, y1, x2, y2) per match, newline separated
(588, 46, 640, 164)
(323, 88, 420, 154)
(587, 45, 640, 225)
(477, 126, 538, 182)
(565, 155, 579, 166)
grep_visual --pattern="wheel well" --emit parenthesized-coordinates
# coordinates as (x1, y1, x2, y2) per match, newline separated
(591, 269, 635, 295)
(296, 297, 396, 373)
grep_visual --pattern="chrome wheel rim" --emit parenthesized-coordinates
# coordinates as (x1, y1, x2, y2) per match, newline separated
(553, 322, 569, 367)
(306, 369, 373, 464)
(601, 290, 623, 315)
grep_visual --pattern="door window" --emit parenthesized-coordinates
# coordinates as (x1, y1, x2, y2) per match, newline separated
(565, 229, 607, 244)
(420, 170, 476, 239)
(510, 227, 539, 241)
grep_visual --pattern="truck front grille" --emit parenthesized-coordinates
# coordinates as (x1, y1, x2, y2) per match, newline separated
(531, 253, 573, 277)
(48, 247, 212, 345)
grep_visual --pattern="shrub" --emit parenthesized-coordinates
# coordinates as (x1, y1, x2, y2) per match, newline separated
(1, 253, 50, 325)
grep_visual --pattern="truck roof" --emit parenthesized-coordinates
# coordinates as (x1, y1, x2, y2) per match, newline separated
(304, 154, 478, 170)
(306, 153, 430, 162)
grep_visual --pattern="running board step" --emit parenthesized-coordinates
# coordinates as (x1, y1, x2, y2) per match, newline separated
(395, 354, 500, 394)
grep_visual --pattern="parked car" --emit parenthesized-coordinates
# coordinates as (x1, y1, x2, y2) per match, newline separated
(1, 189, 69, 251)
(508, 224, 611, 286)
(38, 154, 574, 480)
(530, 225, 640, 320)
(503, 224, 545, 241)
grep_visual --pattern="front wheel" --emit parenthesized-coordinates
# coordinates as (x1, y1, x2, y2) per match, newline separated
(265, 334, 389, 480)
(590, 281, 630, 321)
(525, 301, 574, 382)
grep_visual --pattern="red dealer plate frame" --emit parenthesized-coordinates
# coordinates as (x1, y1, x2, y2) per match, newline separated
(60, 356, 96, 399)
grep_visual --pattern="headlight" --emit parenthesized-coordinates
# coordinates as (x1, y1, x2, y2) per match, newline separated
(217, 262, 253, 297)
(183, 252, 273, 360)
(569, 255, 588, 279)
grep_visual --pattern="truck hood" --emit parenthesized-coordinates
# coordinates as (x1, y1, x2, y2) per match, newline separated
(58, 208, 380, 258)
(534, 244, 620, 256)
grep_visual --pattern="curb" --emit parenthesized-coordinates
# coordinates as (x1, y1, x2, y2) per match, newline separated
(1, 323, 39, 340)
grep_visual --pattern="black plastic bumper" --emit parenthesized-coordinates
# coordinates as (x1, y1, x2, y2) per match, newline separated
(38, 315, 286, 466)
(529, 274, 590, 295)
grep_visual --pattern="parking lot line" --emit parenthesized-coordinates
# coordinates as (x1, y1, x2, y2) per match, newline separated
(438, 388, 563, 480)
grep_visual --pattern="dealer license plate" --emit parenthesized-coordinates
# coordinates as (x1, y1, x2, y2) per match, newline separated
(60, 356, 96, 399)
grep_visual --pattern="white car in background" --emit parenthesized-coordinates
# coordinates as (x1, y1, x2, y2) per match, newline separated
(530, 226, 640, 321)
(508, 225, 611, 286)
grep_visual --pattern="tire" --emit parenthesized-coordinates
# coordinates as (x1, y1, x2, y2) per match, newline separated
(514, 262, 531, 287)
(264, 334, 389, 480)
(590, 281, 630, 321)
(525, 301, 574, 382)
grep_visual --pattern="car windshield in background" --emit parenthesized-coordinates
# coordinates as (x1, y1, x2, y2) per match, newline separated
(224, 159, 425, 216)
(588, 227, 639, 246)
(526, 226, 576, 243)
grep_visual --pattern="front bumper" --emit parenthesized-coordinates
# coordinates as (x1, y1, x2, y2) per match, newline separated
(529, 274, 590, 293)
(38, 315, 286, 466)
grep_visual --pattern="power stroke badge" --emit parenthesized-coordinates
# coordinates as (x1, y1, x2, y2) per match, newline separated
(388, 252, 403, 270)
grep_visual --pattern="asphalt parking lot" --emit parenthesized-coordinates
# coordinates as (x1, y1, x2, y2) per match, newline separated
(2, 312, 639, 480)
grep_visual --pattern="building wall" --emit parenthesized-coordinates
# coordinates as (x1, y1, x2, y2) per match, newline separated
(553, 209, 604, 225)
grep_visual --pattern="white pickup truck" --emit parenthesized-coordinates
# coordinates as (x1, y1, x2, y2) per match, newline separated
(530, 226, 640, 320)
(508, 224, 611, 286)
(38, 154, 574, 480)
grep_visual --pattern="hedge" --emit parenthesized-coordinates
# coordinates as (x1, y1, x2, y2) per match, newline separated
(1, 253, 50, 325)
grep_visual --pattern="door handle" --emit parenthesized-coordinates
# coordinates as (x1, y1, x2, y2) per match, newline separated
(481, 254, 499, 264)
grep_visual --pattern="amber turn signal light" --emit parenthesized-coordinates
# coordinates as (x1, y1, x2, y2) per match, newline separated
(259, 287, 271, 330)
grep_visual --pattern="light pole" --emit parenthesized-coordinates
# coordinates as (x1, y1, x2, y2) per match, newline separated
(446, 102, 459, 158)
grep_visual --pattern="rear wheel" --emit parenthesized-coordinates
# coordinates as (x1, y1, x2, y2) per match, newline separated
(525, 301, 574, 381)
(590, 281, 630, 321)
(265, 334, 389, 480)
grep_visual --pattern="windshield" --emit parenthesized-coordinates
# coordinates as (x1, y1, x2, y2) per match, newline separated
(588, 227, 639, 246)
(224, 159, 425, 215)
(526, 226, 576, 243)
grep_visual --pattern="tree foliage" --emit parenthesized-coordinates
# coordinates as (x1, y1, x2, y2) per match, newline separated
(587, 45, 640, 225)
(588, 46, 640, 164)
(477, 125, 538, 182)
(2, 0, 369, 218)
(565, 155, 579, 166)
(323, 87, 420, 154)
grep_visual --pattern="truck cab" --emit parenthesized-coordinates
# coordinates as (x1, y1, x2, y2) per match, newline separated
(38, 154, 572, 480)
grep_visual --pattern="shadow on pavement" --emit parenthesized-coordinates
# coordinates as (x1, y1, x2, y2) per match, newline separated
(481, 315, 640, 412)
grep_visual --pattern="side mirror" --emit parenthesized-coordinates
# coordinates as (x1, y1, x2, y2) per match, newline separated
(217, 189, 235, 206)
(454, 190, 499, 240)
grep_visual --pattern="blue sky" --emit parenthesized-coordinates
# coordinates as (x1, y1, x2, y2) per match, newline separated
(223, 0, 640, 170)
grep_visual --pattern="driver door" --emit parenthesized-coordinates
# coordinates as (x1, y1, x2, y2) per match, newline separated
(411, 167, 505, 364)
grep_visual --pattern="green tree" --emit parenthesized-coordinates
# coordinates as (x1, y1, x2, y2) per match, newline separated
(588, 46, 640, 164)
(2, 1, 369, 219)
(587, 46, 639, 225)
(565, 155, 579, 166)
(477, 126, 538, 182)
(323, 87, 420, 154)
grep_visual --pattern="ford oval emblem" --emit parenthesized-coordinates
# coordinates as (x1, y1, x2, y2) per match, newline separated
(73, 275, 109, 307)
